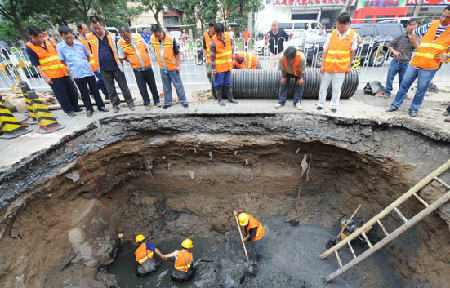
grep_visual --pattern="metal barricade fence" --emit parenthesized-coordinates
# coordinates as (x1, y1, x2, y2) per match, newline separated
(1, 37, 449, 93)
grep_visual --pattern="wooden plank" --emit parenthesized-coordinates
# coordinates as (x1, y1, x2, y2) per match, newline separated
(361, 231, 372, 247)
(393, 207, 408, 223)
(413, 192, 429, 207)
(320, 159, 450, 260)
(324, 190, 450, 283)
(334, 250, 343, 268)
(377, 219, 389, 236)
(347, 241, 356, 259)
(434, 176, 450, 189)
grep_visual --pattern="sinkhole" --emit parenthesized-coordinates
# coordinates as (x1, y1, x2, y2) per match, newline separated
(0, 114, 448, 288)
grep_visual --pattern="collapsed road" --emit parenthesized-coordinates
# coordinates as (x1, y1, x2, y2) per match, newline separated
(0, 113, 449, 288)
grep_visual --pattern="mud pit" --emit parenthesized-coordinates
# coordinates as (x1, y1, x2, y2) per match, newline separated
(0, 114, 449, 288)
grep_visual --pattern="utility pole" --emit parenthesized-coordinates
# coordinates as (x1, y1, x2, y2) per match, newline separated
(413, 0, 423, 17)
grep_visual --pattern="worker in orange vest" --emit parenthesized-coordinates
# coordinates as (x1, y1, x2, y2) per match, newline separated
(88, 16, 135, 113)
(203, 20, 216, 82)
(135, 234, 164, 276)
(77, 23, 109, 98)
(42, 28, 57, 46)
(150, 24, 189, 109)
(118, 25, 161, 110)
(318, 13, 358, 113)
(387, 6, 450, 117)
(274, 46, 306, 110)
(234, 210, 265, 262)
(25, 25, 81, 117)
(234, 51, 260, 69)
(210, 22, 238, 106)
(162, 238, 194, 282)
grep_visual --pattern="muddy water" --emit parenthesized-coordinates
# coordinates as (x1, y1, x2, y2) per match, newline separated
(110, 217, 404, 288)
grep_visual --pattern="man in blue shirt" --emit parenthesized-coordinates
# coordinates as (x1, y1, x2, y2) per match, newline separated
(141, 28, 151, 44)
(57, 26, 109, 117)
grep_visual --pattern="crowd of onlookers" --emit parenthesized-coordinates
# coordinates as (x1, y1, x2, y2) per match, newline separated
(11, 5, 450, 123)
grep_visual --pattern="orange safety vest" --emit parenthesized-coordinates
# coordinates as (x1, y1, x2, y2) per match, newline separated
(78, 34, 98, 72)
(212, 32, 233, 73)
(324, 29, 355, 73)
(151, 34, 177, 71)
(118, 34, 152, 70)
(174, 249, 193, 272)
(135, 242, 155, 264)
(25, 39, 68, 79)
(234, 52, 258, 69)
(203, 31, 213, 64)
(283, 51, 305, 76)
(410, 20, 450, 70)
(244, 214, 264, 241)
(86, 32, 122, 72)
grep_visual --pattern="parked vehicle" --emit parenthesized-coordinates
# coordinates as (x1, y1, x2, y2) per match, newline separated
(105, 27, 119, 35)
(130, 24, 153, 34)
(302, 23, 405, 67)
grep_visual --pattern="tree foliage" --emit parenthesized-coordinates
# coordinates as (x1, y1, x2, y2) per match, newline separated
(141, 0, 165, 25)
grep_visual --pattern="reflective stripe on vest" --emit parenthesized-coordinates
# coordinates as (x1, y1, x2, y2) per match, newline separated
(212, 33, 233, 73)
(204, 31, 213, 64)
(245, 214, 265, 241)
(411, 20, 450, 69)
(118, 34, 151, 70)
(283, 51, 305, 77)
(174, 250, 193, 272)
(324, 29, 355, 73)
(135, 243, 154, 264)
(25, 39, 68, 79)
(151, 35, 177, 71)
(86, 32, 122, 72)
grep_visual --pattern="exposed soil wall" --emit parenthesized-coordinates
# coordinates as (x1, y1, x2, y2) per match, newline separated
(0, 114, 448, 288)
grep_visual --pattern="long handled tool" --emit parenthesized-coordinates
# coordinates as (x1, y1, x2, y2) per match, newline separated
(235, 216, 249, 262)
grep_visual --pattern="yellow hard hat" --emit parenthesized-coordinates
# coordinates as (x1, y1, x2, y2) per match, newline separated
(135, 234, 145, 243)
(181, 238, 194, 248)
(238, 213, 249, 226)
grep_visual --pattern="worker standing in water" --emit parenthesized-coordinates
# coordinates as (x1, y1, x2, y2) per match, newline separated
(135, 234, 165, 277)
(162, 238, 194, 281)
(234, 210, 265, 262)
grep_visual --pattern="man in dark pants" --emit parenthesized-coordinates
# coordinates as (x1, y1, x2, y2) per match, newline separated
(25, 25, 80, 117)
(118, 25, 160, 109)
(376, 19, 418, 97)
(57, 26, 109, 117)
(275, 46, 305, 110)
(77, 23, 109, 98)
(87, 16, 135, 113)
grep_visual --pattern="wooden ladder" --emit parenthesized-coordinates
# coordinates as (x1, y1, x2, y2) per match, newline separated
(320, 159, 450, 283)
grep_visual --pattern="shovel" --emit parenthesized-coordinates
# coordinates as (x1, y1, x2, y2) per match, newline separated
(235, 215, 257, 276)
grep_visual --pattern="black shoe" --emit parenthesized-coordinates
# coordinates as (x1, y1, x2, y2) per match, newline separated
(67, 111, 76, 117)
(128, 104, 136, 111)
(163, 104, 172, 109)
(215, 88, 225, 106)
(113, 106, 119, 113)
(317, 106, 323, 110)
(443, 110, 449, 117)
(408, 110, 418, 117)
(182, 103, 189, 108)
(87, 110, 93, 117)
(386, 106, 397, 112)
(218, 100, 225, 106)
(331, 108, 337, 113)
(74, 108, 82, 113)
(98, 107, 109, 112)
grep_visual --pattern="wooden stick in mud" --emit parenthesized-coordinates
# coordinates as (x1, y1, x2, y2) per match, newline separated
(235, 216, 249, 262)
(336, 204, 362, 239)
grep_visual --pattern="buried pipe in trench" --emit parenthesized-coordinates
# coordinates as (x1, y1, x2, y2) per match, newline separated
(231, 68, 359, 100)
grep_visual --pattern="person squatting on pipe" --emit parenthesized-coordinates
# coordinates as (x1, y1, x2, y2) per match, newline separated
(274, 46, 306, 110)
(318, 12, 358, 113)
(210, 22, 238, 106)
